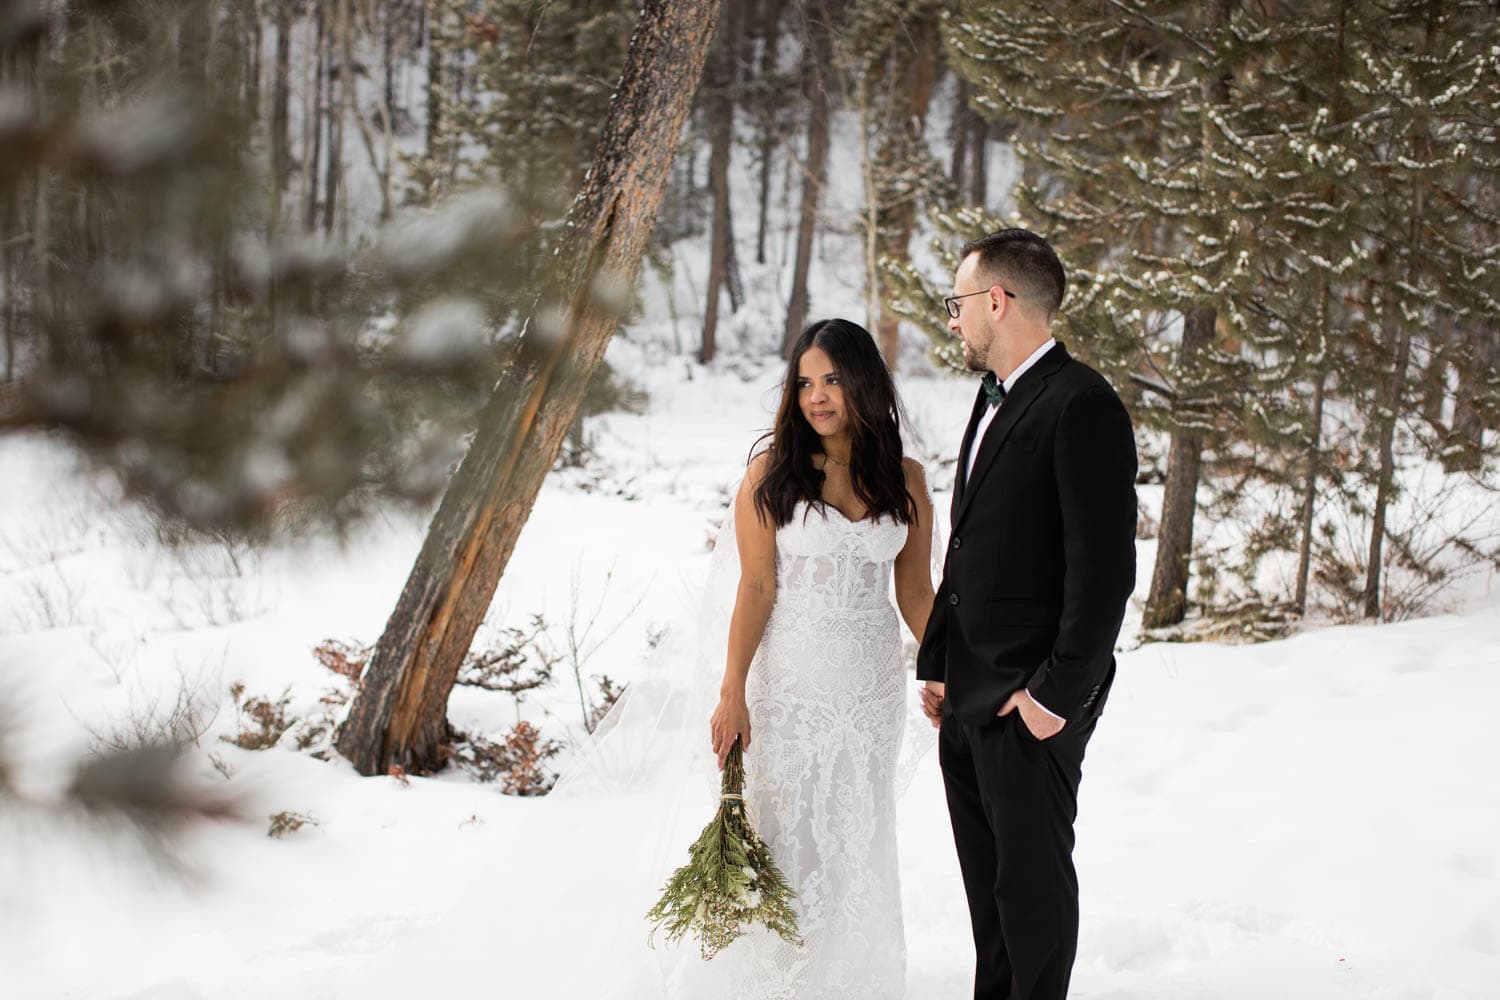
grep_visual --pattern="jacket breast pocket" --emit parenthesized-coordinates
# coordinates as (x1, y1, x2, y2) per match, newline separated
(1005, 435, 1040, 454)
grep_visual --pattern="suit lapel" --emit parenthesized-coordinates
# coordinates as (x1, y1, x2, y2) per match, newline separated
(952, 386, 989, 521)
(953, 343, 1070, 529)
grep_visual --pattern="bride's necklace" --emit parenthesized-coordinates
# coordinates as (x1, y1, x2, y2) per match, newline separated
(822, 453, 849, 469)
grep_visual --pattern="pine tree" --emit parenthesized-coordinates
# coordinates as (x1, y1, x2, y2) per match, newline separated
(0, 0, 545, 535)
(910, 1, 1500, 624)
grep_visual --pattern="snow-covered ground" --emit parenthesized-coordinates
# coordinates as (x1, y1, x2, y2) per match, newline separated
(4, 45, 1499, 996)
(2, 321, 1497, 998)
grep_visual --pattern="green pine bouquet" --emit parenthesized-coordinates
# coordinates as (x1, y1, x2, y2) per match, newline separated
(645, 736, 803, 959)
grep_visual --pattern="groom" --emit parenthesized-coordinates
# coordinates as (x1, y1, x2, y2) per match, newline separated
(917, 229, 1137, 1000)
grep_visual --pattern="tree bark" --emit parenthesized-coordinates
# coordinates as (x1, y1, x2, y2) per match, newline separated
(1362, 301, 1413, 620)
(1294, 366, 1327, 614)
(968, 110, 987, 207)
(425, 0, 444, 156)
(874, 6, 940, 368)
(271, 0, 292, 190)
(1363, 6, 1437, 620)
(1450, 321, 1492, 469)
(304, 3, 325, 230)
(335, 0, 722, 777)
(322, 0, 348, 237)
(949, 78, 969, 189)
(1142, 0, 1231, 629)
(700, 0, 741, 364)
(1294, 0, 1347, 613)
(782, 1, 832, 357)
(754, 0, 786, 265)
(1143, 303, 1214, 628)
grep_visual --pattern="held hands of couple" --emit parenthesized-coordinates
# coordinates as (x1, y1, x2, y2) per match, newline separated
(920, 681, 945, 729)
(710, 692, 752, 769)
(998, 689, 1065, 741)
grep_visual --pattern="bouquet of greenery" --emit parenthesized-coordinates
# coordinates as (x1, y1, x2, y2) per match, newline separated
(645, 736, 803, 959)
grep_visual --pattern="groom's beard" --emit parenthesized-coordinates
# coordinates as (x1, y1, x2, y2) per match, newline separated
(963, 339, 988, 373)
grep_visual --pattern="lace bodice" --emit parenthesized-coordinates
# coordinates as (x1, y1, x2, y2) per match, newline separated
(773, 502, 909, 616)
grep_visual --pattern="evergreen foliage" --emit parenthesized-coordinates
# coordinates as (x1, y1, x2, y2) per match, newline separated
(896, 0, 1499, 623)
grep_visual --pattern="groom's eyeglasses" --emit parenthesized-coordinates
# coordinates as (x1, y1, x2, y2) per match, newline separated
(944, 286, 1016, 319)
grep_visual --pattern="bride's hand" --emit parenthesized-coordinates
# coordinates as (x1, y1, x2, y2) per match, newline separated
(710, 693, 752, 768)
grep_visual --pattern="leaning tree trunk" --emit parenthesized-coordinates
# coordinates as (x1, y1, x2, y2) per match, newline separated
(782, 2, 832, 357)
(336, 0, 722, 777)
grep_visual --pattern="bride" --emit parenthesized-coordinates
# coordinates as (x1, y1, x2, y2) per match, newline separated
(681, 317, 937, 999)
(487, 317, 938, 1000)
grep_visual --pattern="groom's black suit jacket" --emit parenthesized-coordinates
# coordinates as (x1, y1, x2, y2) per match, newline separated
(917, 342, 1138, 729)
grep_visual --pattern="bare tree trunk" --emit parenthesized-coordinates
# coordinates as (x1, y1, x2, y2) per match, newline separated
(968, 111, 987, 207)
(1450, 325, 1491, 469)
(1295, 0, 1348, 613)
(336, 0, 722, 777)
(426, 0, 444, 155)
(272, 0, 292, 190)
(950, 78, 969, 188)
(1142, 0, 1230, 630)
(247, 0, 263, 120)
(322, 0, 347, 237)
(724, 196, 743, 312)
(1143, 303, 1214, 628)
(1363, 305, 1413, 620)
(1294, 366, 1328, 613)
(874, 6, 939, 368)
(351, 0, 395, 221)
(304, 3, 325, 230)
(782, 2, 831, 357)
(1363, 8, 1436, 620)
(700, 0, 741, 364)
(754, 0, 786, 265)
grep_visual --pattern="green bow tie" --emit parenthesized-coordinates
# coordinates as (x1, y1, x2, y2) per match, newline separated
(981, 371, 1007, 408)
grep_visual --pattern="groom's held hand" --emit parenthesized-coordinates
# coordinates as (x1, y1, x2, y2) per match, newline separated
(998, 689, 1065, 741)
(921, 681, 945, 728)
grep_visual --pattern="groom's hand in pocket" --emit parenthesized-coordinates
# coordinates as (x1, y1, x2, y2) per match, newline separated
(999, 690, 1065, 741)
(921, 681, 945, 728)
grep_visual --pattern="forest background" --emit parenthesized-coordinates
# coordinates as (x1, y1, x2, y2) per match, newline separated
(0, 1, 1498, 994)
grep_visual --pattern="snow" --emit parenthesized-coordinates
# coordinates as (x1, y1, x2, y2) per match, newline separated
(2, 327, 1497, 997)
(3, 28, 1499, 999)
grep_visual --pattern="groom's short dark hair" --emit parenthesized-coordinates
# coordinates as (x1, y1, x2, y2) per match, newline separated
(959, 229, 1066, 320)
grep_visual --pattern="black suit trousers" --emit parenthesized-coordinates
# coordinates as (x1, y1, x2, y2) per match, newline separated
(938, 706, 1096, 1000)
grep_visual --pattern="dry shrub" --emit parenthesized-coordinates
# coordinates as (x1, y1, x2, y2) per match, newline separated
(449, 721, 563, 796)
(268, 810, 317, 838)
(223, 683, 293, 750)
(587, 674, 625, 732)
(312, 638, 369, 686)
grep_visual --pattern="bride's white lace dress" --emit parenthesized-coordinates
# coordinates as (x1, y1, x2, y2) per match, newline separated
(669, 499, 911, 1000)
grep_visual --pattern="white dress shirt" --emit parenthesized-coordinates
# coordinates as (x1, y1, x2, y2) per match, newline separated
(964, 338, 1057, 483)
(961, 337, 1066, 724)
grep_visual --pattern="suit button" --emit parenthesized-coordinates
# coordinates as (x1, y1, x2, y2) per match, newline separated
(951, 536, 962, 550)
(948, 593, 960, 606)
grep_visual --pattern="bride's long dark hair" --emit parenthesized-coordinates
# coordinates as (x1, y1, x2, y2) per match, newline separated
(752, 318, 917, 528)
